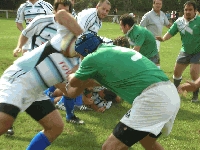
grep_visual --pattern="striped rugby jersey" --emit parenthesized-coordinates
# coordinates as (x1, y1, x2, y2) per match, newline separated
(15, 0, 53, 26)
(77, 8, 102, 33)
(22, 15, 57, 50)
(13, 31, 79, 92)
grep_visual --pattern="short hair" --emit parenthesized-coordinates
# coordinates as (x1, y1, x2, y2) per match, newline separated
(113, 36, 130, 48)
(153, 0, 162, 4)
(119, 14, 135, 27)
(184, 1, 197, 10)
(97, 0, 111, 7)
(54, 0, 73, 13)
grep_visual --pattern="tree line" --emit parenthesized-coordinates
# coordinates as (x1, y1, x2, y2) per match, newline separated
(0, 0, 199, 14)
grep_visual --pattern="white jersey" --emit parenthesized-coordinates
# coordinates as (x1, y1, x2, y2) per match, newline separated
(12, 27, 79, 93)
(77, 8, 102, 33)
(22, 15, 57, 50)
(15, 0, 53, 26)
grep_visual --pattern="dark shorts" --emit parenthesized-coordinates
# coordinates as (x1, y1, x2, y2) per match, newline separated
(176, 51, 200, 64)
(149, 53, 160, 65)
(0, 100, 55, 121)
(113, 122, 162, 147)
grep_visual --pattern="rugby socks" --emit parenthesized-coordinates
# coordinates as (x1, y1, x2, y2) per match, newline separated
(57, 97, 64, 105)
(62, 96, 75, 120)
(44, 86, 56, 103)
(74, 95, 83, 106)
(48, 86, 56, 92)
(26, 132, 50, 150)
(173, 75, 182, 88)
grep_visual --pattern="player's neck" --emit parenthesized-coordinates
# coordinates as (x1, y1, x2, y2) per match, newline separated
(29, 0, 38, 4)
(154, 9, 161, 15)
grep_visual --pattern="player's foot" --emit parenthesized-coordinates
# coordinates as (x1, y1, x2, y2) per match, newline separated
(74, 105, 92, 111)
(6, 126, 14, 136)
(66, 115, 84, 124)
(55, 103, 66, 111)
(191, 95, 199, 103)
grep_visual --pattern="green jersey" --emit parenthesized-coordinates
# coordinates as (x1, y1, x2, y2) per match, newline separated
(126, 25, 158, 58)
(168, 15, 200, 54)
(75, 44, 169, 104)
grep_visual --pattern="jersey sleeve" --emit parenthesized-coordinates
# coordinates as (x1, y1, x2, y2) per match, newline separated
(133, 32, 145, 47)
(163, 12, 170, 26)
(168, 22, 178, 36)
(44, 2, 53, 15)
(75, 56, 97, 80)
(22, 16, 41, 38)
(15, 3, 26, 23)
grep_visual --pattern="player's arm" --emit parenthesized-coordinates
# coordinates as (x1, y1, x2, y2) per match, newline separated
(133, 46, 140, 52)
(156, 32, 172, 42)
(16, 22, 24, 32)
(13, 34, 28, 57)
(55, 10, 83, 37)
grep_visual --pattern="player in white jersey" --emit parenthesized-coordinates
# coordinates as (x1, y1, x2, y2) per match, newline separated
(0, 7, 84, 150)
(77, 0, 111, 33)
(15, 0, 53, 53)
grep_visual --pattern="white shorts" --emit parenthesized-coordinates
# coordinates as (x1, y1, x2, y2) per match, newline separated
(22, 37, 32, 51)
(120, 81, 180, 136)
(0, 65, 49, 112)
(156, 40, 161, 52)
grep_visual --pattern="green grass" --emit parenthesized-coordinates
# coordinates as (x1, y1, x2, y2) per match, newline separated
(0, 19, 200, 150)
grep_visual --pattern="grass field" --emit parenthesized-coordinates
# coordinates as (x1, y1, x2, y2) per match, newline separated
(0, 18, 200, 150)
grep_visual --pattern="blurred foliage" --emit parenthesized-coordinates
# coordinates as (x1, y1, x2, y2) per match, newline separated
(0, 0, 199, 13)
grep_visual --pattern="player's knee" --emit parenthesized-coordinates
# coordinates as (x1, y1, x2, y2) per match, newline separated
(0, 112, 15, 135)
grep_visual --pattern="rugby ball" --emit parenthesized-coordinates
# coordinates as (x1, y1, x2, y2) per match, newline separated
(61, 32, 77, 57)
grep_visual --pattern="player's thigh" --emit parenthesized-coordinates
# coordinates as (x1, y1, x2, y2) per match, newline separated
(0, 103, 20, 134)
(139, 134, 163, 150)
(102, 133, 129, 150)
(26, 100, 63, 129)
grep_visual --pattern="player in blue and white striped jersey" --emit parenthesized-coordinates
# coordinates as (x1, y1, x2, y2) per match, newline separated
(15, 0, 53, 53)
(0, 7, 84, 150)
(77, 0, 111, 33)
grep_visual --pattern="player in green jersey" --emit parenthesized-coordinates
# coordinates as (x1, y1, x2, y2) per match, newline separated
(119, 14, 159, 68)
(156, 1, 200, 102)
(66, 32, 180, 150)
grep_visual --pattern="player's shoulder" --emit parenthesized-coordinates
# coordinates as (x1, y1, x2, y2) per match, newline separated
(78, 8, 97, 16)
(142, 10, 154, 17)
(39, 0, 53, 10)
(17, 2, 29, 9)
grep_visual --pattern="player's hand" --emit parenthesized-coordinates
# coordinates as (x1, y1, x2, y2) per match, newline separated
(155, 36, 164, 42)
(177, 81, 198, 96)
(13, 47, 22, 57)
(97, 106, 106, 113)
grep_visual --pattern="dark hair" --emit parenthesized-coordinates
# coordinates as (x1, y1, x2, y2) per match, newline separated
(113, 36, 130, 48)
(184, 1, 197, 10)
(54, 0, 73, 13)
(103, 89, 117, 102)
(119, 14, 135, 27)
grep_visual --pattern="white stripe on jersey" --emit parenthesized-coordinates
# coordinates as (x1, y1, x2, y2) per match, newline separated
(77, 8, 102, 33)
(15, 0, 53, 25)
(22, 15, 57, 50)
